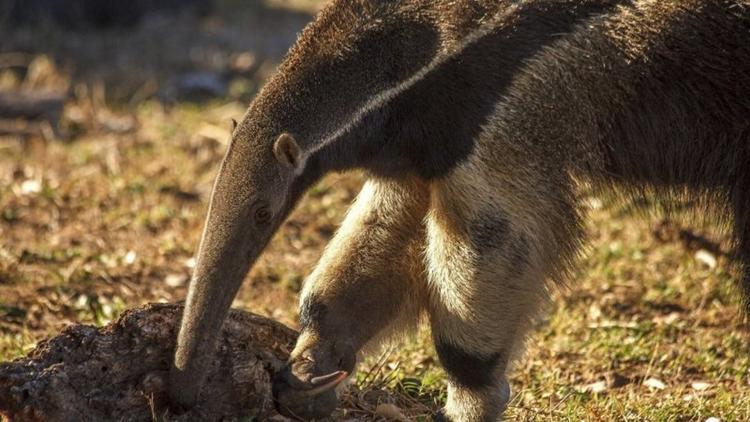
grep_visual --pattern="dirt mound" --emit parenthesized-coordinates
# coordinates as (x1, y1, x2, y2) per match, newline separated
(0, 303, 297, 421)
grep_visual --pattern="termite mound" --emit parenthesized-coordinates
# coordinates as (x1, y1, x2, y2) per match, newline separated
(0, 303, 297, 421)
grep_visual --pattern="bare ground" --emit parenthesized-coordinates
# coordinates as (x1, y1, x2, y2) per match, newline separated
(0, 304, 297, 421)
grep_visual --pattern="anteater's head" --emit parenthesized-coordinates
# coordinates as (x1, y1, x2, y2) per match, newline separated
(169, 0, 442, 419)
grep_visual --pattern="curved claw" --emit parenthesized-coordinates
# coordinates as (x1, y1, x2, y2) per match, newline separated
(303, 371, 349, 397)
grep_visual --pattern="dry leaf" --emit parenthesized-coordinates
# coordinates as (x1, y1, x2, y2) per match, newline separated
(691, 381, 711, 391)
(375, 403, 409, 421)
(643, 377, 666, 390)
(577, 380, 608, 394)
(653, 312, 680, 326)
(123, 251, 137, 265)
(20, 179, 42, 195)
(588, 304, 602, 321)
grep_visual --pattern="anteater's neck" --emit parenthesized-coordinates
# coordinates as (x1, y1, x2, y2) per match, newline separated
(303, 0, 627, 180)
(304, 0, 749, 194)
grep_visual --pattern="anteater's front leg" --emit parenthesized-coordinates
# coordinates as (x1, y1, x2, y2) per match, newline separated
(273, 176, 429, 419)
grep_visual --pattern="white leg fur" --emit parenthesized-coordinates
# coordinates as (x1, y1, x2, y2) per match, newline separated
(425, 126, 565, 420)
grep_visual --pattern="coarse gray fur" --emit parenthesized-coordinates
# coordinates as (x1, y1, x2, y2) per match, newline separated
(169, 1, 750, 420)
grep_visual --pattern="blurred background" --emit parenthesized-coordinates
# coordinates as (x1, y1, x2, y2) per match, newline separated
(0, 1, 748, 420)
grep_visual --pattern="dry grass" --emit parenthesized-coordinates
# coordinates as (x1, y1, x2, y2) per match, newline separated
(1, 1, 749, 420)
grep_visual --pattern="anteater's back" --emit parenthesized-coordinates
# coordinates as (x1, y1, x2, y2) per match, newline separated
(501, 0, 750, 302)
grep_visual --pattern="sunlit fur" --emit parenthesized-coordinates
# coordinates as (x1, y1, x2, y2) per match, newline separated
(172, 1, 750, 421)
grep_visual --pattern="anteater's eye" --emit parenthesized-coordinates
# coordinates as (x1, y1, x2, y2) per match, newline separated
(254, 206, 272, 225)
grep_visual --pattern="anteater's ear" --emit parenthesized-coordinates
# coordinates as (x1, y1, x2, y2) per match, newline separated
(273, 133, 303, 171)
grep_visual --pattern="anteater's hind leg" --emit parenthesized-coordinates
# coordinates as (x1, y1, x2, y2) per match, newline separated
(425, 187, 541, 420)
(424, 159, 580, 421)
